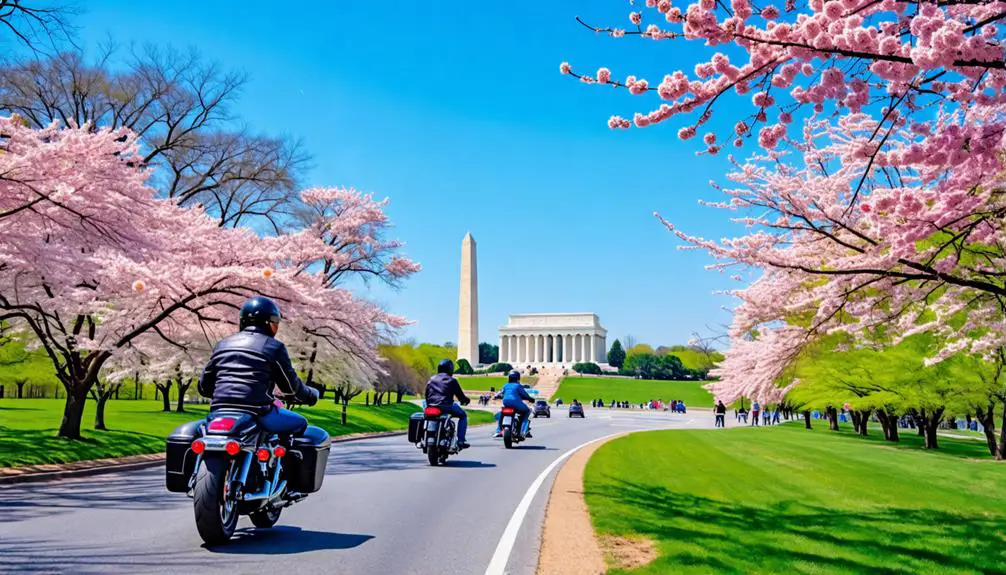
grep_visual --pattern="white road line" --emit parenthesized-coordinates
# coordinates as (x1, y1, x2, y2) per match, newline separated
(484, 432, 623, 575)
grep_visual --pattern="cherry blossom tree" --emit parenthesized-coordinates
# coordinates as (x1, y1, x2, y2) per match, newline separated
(563, 0, 1004, 160)
(0, 118, 415, 439)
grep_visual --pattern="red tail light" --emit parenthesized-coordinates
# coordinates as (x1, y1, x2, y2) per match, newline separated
(225, 440, 241, 456)
(191, 439, 205, 455)
(208, 417, 237, 432)
(256, 448, 271, 462)
(274, 446, 286, 458)
(424, 407, 442, 416)
(501, 407, 515, 415)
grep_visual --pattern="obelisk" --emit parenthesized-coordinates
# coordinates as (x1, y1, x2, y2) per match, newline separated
(457, 232, 479, 366)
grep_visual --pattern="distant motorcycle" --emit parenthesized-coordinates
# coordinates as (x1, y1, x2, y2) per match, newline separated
(500, 406, 529, 449)
(165, 400, 330, 544)
(409, 403, 464, 466)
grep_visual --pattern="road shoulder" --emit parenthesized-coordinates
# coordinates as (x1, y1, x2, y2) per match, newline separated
(535, 432, 625, 575)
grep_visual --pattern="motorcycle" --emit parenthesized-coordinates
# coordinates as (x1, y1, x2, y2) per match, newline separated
(409, 402, 464, 466)
(500, 406, 529, 449)
(165, 399, 331, 545)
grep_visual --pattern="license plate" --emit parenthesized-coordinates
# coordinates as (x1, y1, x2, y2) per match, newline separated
(426, 422, 438, 431)
(502, 416, 512, 426)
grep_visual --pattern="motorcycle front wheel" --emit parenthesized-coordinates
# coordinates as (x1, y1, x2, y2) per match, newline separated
(193, 455, 239, 545)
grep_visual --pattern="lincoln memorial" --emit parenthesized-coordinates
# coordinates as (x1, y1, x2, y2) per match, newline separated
(498, 313, 608, 366)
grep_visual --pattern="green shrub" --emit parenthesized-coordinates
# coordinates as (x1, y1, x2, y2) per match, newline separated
(488, 362, 513, 373)
(456, 358, 475, 375)
(573, 362, 602, 375)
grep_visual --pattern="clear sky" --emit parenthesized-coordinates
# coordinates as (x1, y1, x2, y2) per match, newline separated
(71, 1, 743, 349)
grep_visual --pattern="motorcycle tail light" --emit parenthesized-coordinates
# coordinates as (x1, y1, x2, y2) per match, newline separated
(424, 407, 442, 416)
(274, 446, 286, 458)
(225, 440, 241, 456)
(256, 448, 270, 462)
(191, 440, 205, 455)
(208, 418, 237, 432)
(501, 407, 515, 415)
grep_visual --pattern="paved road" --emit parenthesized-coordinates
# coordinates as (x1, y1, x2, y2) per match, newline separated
(0, 407, 719, 574)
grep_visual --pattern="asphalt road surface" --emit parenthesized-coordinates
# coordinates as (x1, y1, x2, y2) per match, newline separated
(0, 407, 718, 574)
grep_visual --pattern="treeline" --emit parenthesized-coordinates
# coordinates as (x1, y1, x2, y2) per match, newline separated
(779, 333, 1006, 457)
(592, 340, 725, 381)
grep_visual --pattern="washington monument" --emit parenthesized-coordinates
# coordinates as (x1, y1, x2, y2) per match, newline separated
(457, 232, 478, 366)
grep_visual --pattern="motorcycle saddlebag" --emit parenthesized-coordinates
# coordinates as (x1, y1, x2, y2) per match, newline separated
(165, 420, 204, 492)
(407, 412, 426, 443)
(286, 425, 331, 494)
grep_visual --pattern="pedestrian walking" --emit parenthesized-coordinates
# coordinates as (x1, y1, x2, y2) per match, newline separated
(751, 401, 761, 426)
(714, 400, 726, 428)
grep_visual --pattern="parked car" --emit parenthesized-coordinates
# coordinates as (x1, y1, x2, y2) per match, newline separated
(569, 402, 585, 418)
(533, 400, 551, 418)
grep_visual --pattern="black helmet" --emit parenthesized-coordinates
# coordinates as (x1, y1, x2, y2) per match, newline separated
(240, 296, 281, 330)
(437, 359, 454, 375)
(508, 369, 520, 383)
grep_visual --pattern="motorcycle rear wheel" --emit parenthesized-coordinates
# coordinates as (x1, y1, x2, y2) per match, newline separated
(427, 444, 440, 466)
(193, 456, 238, 545)
(503, 427, 513, 449)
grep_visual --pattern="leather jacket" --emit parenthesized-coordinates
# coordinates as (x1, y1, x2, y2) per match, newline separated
(424, 373, 469, 408)
(198, 325, 319, 414)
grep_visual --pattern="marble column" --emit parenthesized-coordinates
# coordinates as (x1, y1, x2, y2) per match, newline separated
(586, 334, 594, 362)
(552, 334, 560, 364)
(565, 334, 572, 363)
(499, 335, 506, 365)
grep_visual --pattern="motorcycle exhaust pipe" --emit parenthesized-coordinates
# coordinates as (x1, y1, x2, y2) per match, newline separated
(242, 457, 284, 501)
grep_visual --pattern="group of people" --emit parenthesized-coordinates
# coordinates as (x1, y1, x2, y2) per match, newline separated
(735, 401, 782, 426)
(588, 398, 688, 412)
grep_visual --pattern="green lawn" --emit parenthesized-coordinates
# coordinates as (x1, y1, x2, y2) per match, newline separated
(457, 375, 537, 391)
(551, 377, 714, 407)
(584, 423, 1006, 574)
(0, 398, 493, 468)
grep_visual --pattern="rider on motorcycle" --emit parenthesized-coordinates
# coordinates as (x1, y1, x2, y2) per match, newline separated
(197, 296, 319, 435)
(495, 370, 534, 438)
(424, 359, 471, 449)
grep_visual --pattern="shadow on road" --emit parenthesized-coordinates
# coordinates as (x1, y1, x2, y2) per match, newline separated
(510, 445, 558, 451)
(206, 526, 374, 554)
(441, 460, 496, 468)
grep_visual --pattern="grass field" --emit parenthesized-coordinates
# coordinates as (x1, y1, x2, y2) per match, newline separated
(0, 399, 494, 468)
(457, 375, 537, 391)
(550, 377, 714, 406)
(584, 423, 1005, 574)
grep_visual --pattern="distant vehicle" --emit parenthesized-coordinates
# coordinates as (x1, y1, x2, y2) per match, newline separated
(533, 400, 551, 418)
(569, 402, 585, 418)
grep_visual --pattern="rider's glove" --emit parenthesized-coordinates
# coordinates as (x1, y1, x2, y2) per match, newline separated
(461, 397, 471, 406)
(304, 386, 320, 407)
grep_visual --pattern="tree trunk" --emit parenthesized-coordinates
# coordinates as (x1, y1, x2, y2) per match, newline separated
(155, 382, 172, 412)
(803, 410, 812, 429)
(922, 407, 944, 449)
(396, 389, 404, 403)
(875, 408, 899, 442)
(58, 387, 89, 439)
(850, 411, 861, 433)
(176, 378, 193, 413)
(855, 410, 870, 436)
(976, 402, 999, 457)
(365, 392, 370, 406)
(998, 399, 1006, 461)
(94, 392, 110, 431)
(15, 380, 25, 399)
(826, 406, 839, 431)
(341, 399, 348, 425)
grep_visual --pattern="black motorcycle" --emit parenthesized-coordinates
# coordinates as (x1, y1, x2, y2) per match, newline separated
(165, 402, 330, 544)
(408, 403, 464, 466)
(500, 406, 529, 449)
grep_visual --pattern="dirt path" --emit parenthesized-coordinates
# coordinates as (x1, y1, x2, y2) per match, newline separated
(536, 433, 625, 575)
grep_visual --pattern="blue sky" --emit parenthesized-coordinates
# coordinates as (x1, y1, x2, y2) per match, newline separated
(73, 1, 744, 349)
